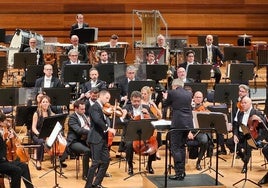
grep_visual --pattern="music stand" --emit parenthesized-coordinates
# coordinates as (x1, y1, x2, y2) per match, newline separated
(214, 84, 239, 104)
(13, 52, 37, 70)
(73, 27, 95, 44)
(38, 114, 68, 188)
(123, 119, 155, 180)
(15, 105, 37, 130)
(128, 80, 156, 99)
(146, 64, 168, 81)
(187, 64, 212, 81)
(229, 63, 254, 84)
(63, 64, 91, 83)
(42, 88, 71, 106)
(223, 46, 247, 62)
(232, 124, 261, 187)
(24, 65, 43, 87)
(0, 88, 18, 106)
(96, 64, 115, 84)
(107, 88, 121, 106)
(197, 112, 229, 177)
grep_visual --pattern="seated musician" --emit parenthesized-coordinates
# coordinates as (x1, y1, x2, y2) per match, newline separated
(65, 100, 91, 181)
(96, 50, 112, 64)
(121, 91, 157, 175)
(66, 35, 88, 63)
(178, 50, 199, 73)
(0, 111, 34, 188)
(23, 37, 44, 65)
(190, 91, 212, 171)
(227, 96, 267, 173)
(105, 34, 120, 48)
(145, 51, 157, 65)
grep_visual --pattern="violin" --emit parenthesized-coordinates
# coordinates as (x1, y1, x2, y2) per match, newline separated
(237, 101, 243, 111)
(247, 115, 260, 139)
(194, 104, 207, 112)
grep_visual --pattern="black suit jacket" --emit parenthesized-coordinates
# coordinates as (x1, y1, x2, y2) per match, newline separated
(164, 87, 193, 129)
(66, 112, 90, 147)
(66, 44, 88, 62)
(117, 77, 140, 99)
(203, 45, 224, 65)
(81, 79, 107, 93)
(34, 76, 63, 88)
(87, 101, 109, 144)
(23, 47, 44, 65)
(70, 23, 89, 37)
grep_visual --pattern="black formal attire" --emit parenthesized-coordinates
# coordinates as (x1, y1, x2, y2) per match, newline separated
(163, 86, 193, 178)
(34, 76, 63, 88)
(81, 79, 107, 94)
(70, 23, 89, 38)
(66, 44, 89, 63)
(260, 142, 268, 184)
(226, 108, 267, 171)
(117, 77, 140, 105)
(203, 45, 224, 85)
(23, 47, 44, 65)
(122, 104, 157, 174)
(0, 134, 33, 188)
(66, 112, 91, 178)
(85, 101, 110, 188)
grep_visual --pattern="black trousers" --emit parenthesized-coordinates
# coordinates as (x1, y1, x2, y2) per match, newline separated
(85, 140, 110, 188)
(0, 160, 33, 188)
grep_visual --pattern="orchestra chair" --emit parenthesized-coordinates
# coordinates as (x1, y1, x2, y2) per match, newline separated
(67, 147, 84, 179)
(0, 173, 10, 188)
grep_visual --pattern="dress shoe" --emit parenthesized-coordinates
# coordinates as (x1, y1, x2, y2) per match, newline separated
(128, 167, 133, 175)
(60, 162, 67, 168)
(169, 172, 185, 181)
(146, 166, 154, 174)
(196, 163, 202, 171)
(36, 165, 42, 171)
(241, 165, 247, 173)
(258, 172, 268, 185)
(92, 184, 106, 188)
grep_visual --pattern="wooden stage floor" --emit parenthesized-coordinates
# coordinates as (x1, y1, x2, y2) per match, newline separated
(6, 145, 268, 188)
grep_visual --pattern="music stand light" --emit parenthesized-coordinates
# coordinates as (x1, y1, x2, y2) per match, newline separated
(63, 64, 92, 83)
(128, 80, 156, 99)
(187, 64, 212, 81)
(15, 106, 37, 130)
(214, 84, 239, 104)
(146, 64, 168, 81)
(229, 63, 254, 83)
(14, 52, 37, 70)
(123, 119, 155, 180)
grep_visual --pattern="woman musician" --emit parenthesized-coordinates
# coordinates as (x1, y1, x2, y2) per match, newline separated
(121, 91, 157, 175)
(0, 111, 33, 188)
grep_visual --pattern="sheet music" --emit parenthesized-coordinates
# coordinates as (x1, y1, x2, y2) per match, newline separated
(151, 119, 171, 126)
(46, 122, 62, 147)
(192, 111, 199, 128)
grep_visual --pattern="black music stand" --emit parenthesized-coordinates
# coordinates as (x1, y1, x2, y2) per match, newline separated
(15, 105, 37, 131)
(146, 64, 168, 81)
(0, 88, 19, 106)
(96, 64, 115, 84)
(73, 27, 95, 44)
(14, 52, 37, 70)
(123, 119, 155, 180)
(214, 84, 239, 104)
(229, 63, 254, 84)
(128, 80, 156, 99)
(233, 124, 261, 187)
(42, 88, 71, 106)
(187, 64, 212, 81)
(224, 46, 247, 62)
(24, 65, 43, 87)
(38, 114, 68, 188)
(197, 112, 229, 177)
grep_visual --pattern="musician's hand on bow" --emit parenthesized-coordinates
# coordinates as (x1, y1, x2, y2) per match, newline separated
(234, 135, 239, 144)
(108, 127, 116, 136)
(121, 109, 128, 119)
(141, 108, 149, 115)
(188, 131, 194, 140)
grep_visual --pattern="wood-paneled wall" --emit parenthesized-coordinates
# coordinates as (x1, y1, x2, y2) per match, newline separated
(0, 0, 267, 63)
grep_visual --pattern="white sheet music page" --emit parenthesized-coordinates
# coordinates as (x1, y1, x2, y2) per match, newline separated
(46, 122, 62, 147)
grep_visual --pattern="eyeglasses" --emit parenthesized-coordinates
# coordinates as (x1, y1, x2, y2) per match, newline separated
(70, 55, 78, 57)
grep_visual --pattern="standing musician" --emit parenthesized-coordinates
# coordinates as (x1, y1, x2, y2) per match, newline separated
(121, 91, 157, 175)
(65, 100, 91, 181)
(70, 14, 89, 38)
(85, 90, 116, 188)
(162, 79, 194, 181)
(0, 111, 34, 188)
(229, 96, 267, 173)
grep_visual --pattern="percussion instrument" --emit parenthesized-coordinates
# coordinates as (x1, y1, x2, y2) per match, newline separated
(8, 29, 44, 67)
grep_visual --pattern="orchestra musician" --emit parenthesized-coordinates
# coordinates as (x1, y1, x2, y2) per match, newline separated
(23, 37, 44, 65)
(65, 100, 91, 181)
(70, 14, 89, 38)
(162, 79, 194, 180)
(145, 51, 157, 65)
(66, 35, 89, 63)
(105, 34, 120, 48)
(203, 35, 224, 88)
(85, 90, 116, 188)
(190, 91, 212, 171)
(178, 50, 199, 77)
(228, 96, 267, 174)
(96, 50, 112, 64)
(121, 91, 157, 175)
(0, 111, 34, 188)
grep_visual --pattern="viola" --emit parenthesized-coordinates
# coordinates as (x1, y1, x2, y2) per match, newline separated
(237, 101, 243, 111)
